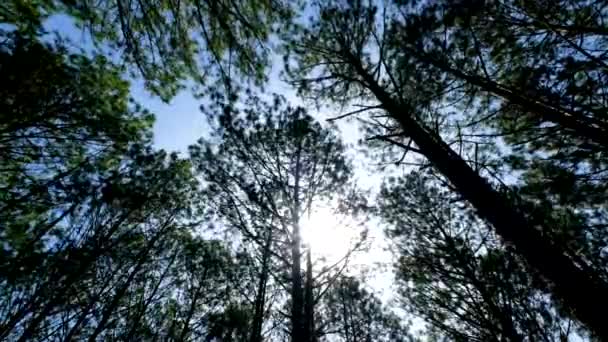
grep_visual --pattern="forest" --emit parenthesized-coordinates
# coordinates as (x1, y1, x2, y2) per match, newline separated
(1, 0, 608, 341)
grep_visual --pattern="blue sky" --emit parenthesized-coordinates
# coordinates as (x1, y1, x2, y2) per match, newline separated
(130, 83, 209, 153)
(42, 14, 370, 155)
(41, 12, 398, 310)
(44, 14, 212, 153)
(29, 10, 594, 340)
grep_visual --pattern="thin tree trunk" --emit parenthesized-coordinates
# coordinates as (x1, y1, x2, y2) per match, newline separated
(291, 138, 305, 342)
(123, 249, 179, 341)
(304, 250, 315, 342)
(348, 53, 608, 340)
(7, 210, 139, 341)
(250, 229, 272, 342)
(339, 285, 352, 342)
(83, 253, 150, 342)
(291, 238, 304, 342)
(178, 288, 202, 342)
(443, 232, 522, 342)
(84, 224, 169, 342)
(63, 267, 118, 342)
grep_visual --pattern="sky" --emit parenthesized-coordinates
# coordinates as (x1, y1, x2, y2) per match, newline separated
(30, 10, 595, 340)
(42, 14, 209, 153)
(41, 14, 398, 302)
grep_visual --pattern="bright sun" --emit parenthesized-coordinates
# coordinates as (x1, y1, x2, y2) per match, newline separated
(300, 206, 360, 264)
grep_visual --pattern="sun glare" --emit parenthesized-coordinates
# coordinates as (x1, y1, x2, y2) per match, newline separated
(300, 207, 360, 264)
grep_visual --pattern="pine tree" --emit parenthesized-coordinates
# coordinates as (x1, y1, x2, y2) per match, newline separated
(283, 1, 608, 337)
(379, 171, 579, 341)
(3, 0, 293, 100)
(190, 94, 364, 342)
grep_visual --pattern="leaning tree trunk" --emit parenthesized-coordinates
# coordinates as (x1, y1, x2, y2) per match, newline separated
(346, 52, 608, 340)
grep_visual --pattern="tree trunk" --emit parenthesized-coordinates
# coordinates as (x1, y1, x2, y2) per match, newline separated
(348, 53, 608, 340)
(291, 223, 304, 342)
(250, 229, 272, 342)
(291, 140, 305, 342)
(178, 288, 202, 342)
(304, 250, 315, 342)
(123, 249, 178, 341)
(84, 224, 169, 342)
(2, 212, 136, 341)
(443, 233, 522, 342)
(84, 251, 151, 342)
(63, 268, 118, 342)
(339, 284, 353, 342)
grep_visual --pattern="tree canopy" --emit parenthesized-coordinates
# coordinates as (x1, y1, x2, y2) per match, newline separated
(3, 0, 608, 341)
(4, 0, 292, 99)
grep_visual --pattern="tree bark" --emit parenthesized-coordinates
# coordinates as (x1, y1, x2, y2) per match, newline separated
(250, 229, 272, 342)
(304, 250, 315, 342)
(290, 140, 305, 342)
(84, 223, 169, 342)
(348, 53, 608, 340)
(5, 211, 136, 341)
